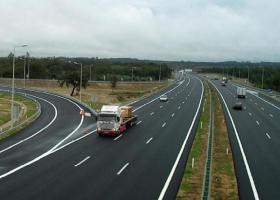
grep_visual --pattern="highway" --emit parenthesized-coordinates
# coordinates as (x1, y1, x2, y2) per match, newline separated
(0, 74, 203, 200)
(211, 80, 280, 200)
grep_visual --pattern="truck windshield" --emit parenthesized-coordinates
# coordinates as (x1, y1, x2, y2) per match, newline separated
(98, 115, 116, 122)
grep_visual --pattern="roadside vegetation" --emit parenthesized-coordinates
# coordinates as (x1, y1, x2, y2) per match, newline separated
(177, 81, 238, 199)
(0, 92, 38, 140)
(0, 79, 170, 111)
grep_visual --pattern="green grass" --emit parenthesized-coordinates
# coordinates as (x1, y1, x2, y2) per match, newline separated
(0, 92, 38, 140)
(0, 100, 10, 125)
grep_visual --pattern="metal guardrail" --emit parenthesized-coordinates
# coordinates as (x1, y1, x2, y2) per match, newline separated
(201, 82, 214, 200)
(0, 93, 41, 138)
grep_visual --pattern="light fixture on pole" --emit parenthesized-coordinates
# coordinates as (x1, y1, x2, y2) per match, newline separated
(11, 44, 28, 128)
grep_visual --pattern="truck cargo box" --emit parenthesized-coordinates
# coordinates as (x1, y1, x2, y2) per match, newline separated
(120, 106, 133, 118)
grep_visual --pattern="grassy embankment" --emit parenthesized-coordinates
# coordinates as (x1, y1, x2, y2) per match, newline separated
(177, 81, 238, 199)
(0, 92, 37, 140)
(0, 79, 170, 111)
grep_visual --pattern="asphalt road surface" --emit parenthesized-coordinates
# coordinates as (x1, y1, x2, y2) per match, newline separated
(211, 80, 280, 200)
(0, 74, 203, 200)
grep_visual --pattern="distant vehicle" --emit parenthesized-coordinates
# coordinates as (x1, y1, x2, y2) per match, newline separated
(222, 77, 228, 83)
(221, 81, 226, 86)
(159, 94, 168, 102)
(96, 105, 137, 136)
(233, 102, 243, 110)
(237, 87, 246, 98)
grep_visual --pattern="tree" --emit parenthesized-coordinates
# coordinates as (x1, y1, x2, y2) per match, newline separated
(58, 71, 88, 96)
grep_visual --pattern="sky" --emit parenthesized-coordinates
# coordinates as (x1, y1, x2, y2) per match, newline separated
(0, 0, 279, 61)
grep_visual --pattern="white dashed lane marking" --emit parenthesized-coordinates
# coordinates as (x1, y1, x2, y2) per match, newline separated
(146, 137, 153, 144)
(117, 163, 129, 175)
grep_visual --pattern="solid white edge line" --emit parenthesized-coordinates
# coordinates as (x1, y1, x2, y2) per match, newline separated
(114, 134, 123, 141)
(0, 93, 58, 154)
(158, 75, 204, 200)
(210, 81, 259, 200)
(74, 156, 90, 167)
(117, 163, 129, 175)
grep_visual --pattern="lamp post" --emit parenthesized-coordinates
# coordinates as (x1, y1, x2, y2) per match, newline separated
(247, 65, 250, 85)
(11, 44, 28, 128)
(131, 67, 136, 81)
(261, 67, 264, 89)
(159, 64, 161, 82)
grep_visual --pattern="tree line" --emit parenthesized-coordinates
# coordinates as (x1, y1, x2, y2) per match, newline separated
(200, 66, 280, 92)
(0, 55, 172, 96)
(0, 55, 172, 81)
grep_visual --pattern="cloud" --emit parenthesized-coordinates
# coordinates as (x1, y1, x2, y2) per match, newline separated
(0, 0, 279, 61)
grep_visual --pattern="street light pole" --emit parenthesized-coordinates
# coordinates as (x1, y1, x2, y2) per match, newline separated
(159, 64, 161, 82)
(11, 44, 27, 128)
(23, 52, 27, 91)
(261, 67, 264, 89)
(90, 64, 92, 81)
(247, 66, 250, 85)
(131, 67, 134, 81)
(80, 63, 82, 103)
(239, 67, 241, 81)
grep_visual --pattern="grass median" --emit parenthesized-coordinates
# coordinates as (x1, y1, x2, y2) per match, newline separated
(177, 81, 238, 199)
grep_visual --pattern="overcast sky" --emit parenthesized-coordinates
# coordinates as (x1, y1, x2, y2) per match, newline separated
(0, 0, 279, 61)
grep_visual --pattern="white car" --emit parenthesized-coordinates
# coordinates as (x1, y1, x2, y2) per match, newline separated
(159, 95, 168, 102)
